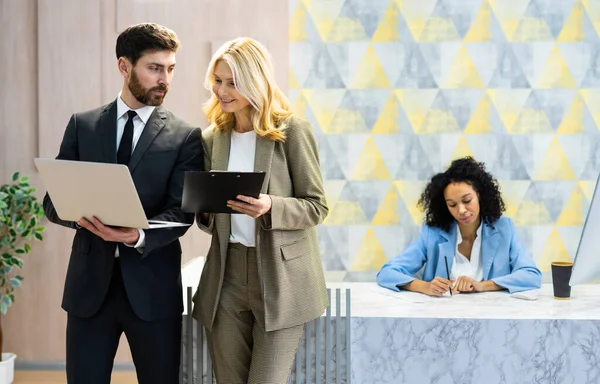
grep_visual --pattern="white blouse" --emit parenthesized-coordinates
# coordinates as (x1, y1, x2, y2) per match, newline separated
(450, 223, 483, 281)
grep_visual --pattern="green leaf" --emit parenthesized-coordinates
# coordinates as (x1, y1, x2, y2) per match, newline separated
(15, 275, 23, 281)
(21, 230, 30, 238)
(3, 296, 10, 306)
(0, 201, 7, 209)
(13, 258, 23, 268)
(1, 253, 10, 259)
(9, 278, 20, 287)
(24, 243, 31, 253)
(12, 172, 19, 181)
(36, 226, 45, 232)
(29, 217, 36, 227)
(4, 266, 11, 274)
(15, 249, 24, 254)
(35, 233, 43, 241)
(0, 192, 7, 200)
(9, 294, 15, 303)
(1, 303, 7, 315)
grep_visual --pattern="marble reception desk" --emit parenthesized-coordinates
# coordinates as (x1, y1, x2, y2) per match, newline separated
(181, 257, 600, 384)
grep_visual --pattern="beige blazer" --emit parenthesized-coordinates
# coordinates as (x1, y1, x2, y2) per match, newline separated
(192, 115, 329, 332)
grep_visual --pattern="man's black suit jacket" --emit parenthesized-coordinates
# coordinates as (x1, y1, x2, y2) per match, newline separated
(43, 100, 203, 321)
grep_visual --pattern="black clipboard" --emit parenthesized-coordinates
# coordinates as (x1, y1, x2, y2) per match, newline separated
(181, 171, 266, 214)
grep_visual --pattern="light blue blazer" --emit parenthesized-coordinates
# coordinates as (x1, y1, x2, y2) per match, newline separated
(377, 217, 542, 293)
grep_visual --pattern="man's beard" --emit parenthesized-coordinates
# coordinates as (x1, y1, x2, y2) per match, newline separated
(128, 69, 168, 106)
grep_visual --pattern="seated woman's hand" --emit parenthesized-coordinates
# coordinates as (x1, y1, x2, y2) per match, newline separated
(424, 277, 454, 296)
(452, 276, 483, 294)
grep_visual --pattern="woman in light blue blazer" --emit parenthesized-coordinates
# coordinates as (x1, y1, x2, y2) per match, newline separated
(377, 157, 542, 296)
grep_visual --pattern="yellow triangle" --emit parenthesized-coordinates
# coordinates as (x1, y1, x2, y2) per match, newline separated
(536, 45, 577, 89)
(558, 2, 586, 42)
(372, 93, 400, 134)
(372, 185, 400, 225)
(557, 185, 586, 226)
(419, 15, 462, 42)
(289, 69, 300, 90)
(372, 2, 400, 42)
(580, 89, 600, 131)
(304, 0, 344, 42)
(323, 180, 347, 212)
(581, 0, 600, 37)
(327, 15, 369, 42)
(351, 138, 392, 180)
(487, 89, 531, 132)
(498, 180, 531, 218)
(350, 228, 388, 271)
(557, 92, 587, 134)
(579, 180, 596, 201)
(395, 90, 438, 133)
(512, 15, 554, 42)
(394, 181, 426, 225)
(290, 2, 308, 42)
(419, 106, 461, 134)
(535, 137, 577, 180)
(513, 200, 554, 226)
(510, 103, 553, 134)
(303, 90, 346, 132)
(396, 0, 438, 41)
(328, 109, 369, 134)
(442, 45, 484, 89)
(450, 136, 474, 162)
(325, 201, 370, 225)
(292, 91, 309, 120)
(488, 0, 531, 41)
(537, 228, 572, 273)
(464, 0, 494, 42)
(464, 93, 495, 134)
(349, 45, 391, 89)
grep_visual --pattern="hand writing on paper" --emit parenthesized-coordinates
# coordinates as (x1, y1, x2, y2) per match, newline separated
(227, 194, 272, 218)
(77, 217, 139, 244)
(424, 277, 455, 297)
(452, 276, 483, 294)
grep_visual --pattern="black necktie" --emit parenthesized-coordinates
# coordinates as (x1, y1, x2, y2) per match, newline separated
(117, 110, 137, 165)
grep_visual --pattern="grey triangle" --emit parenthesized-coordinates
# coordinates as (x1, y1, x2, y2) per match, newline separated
(342, 181, 392, 221)
(488, 136, 531, 180)
(515, 91, 553, 132)
(531, 90, 576, 131)
(533, 0, 577, 38)
(327, 135, 351, 179)
(346, 0, 390, 38)
(316, 136, 347, 180)
(290, 43, 313, 90)
(393, 135, 436, 180)
(440, 90, 483, 130)
(418, 135, 444, 173)
(326, 43, 350, 88)
(560, 135, 600, 179)
(302, 2, 324, 42)
(303, 43, 346, 88)
(488, 44, 531, 88)
(419, 43, 443, 87)
(396, 7, 416, 42)
(581, 43, 600, 87)
(396, 43, 438, 88)
(421, 0, 460, 41)
(317, 226, 350, 270)
(342, 90, 389, 130)
(531, 181, 576, 221)
(440, 0, 483, 38)
(374, 225, 422, 261)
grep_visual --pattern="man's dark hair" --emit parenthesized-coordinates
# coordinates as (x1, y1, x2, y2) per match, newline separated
(418, 156, 506, 232)
(116, 23, 179, 65)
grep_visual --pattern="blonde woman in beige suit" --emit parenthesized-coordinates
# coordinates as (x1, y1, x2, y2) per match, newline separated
(192, 37, 329, 384)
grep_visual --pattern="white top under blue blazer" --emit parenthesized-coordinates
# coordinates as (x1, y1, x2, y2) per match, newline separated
(376, 217, 542, 293)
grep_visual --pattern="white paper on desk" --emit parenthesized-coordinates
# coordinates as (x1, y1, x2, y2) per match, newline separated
(509, 289, 540, 301)
(370, 286, 436, 303)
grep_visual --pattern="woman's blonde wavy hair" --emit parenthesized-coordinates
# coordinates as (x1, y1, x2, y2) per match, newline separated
(202, 37, 292, 142)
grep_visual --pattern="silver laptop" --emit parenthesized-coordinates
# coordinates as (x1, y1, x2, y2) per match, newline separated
(34, 158, 190, 229)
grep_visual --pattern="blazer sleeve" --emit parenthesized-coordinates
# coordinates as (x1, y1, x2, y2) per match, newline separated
(490, 219, 542, 293)
(140, 127, 204, 257)
(261, 118, 328, 230)
(42, 114, 80, 230)
(376, 226, 430, 291)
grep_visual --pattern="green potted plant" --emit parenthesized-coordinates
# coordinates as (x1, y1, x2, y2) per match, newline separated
(0, 172, 45, 383)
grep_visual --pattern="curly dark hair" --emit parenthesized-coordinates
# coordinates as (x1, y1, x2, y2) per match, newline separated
(417, 156, 505, 232)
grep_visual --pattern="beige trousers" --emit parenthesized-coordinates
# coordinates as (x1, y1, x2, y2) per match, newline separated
(206, 242, 304, 384)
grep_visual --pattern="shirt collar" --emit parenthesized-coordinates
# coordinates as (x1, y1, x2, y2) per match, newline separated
(116, 92, 156, 125)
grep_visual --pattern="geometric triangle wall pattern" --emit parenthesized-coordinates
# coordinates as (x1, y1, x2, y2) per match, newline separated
(290, 0, 600, 282)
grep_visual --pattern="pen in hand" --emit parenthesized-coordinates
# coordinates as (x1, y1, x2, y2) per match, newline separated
(444, 255, 452, 296)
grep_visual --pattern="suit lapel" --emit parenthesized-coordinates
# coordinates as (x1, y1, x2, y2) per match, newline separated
(253, 134, 274, 193)
(212, 127, 232, 263)
(100, 101, 118, 163)
(128, 107, 166, 172)
(481, 223, 500, 280)
(437, 223, 457, 278)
